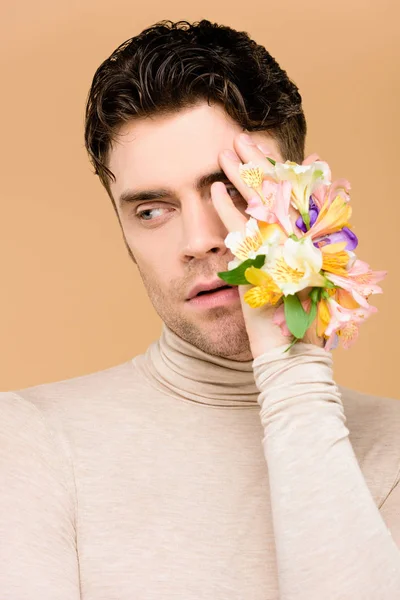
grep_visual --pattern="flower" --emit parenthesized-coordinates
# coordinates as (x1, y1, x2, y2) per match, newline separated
(317, 297, 331, 337)
(326, 259, 387, 308)
(314, 226, 358, 251)
(244, 179, 294, 236)
(225, 218, 284, 270)
(296, 196, 320, 232)
(323, 297, 378, 350)
(312, 178, 351, 211)
(239, 161, 275, 195)
(303, 195, 352, 240)
(274, 159, 331, 226)
(263, 236, 326, 296)
(320, 241, 352, 276)
(243, 267, 283, 308)
(218, 153, 386, 352)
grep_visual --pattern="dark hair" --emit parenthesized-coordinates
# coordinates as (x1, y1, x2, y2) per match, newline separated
(84, 19, 307, 207)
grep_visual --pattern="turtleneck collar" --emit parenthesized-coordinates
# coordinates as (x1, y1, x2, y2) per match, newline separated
(138, 323, 260, 408)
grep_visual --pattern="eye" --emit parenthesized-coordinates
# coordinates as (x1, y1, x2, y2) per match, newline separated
(226, 185, 243, 200)
(135, 207, 166, 222)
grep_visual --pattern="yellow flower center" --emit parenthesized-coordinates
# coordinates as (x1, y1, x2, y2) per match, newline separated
(240, 166, 264, 189)
(352, 271, 372, 284)
(243, 266, 283, 308)
(240, 166, 273, 207)
(338, 322, 358, 347)
(322, 251, 350, 276)
(235, 231, 264, 261)
(243, 286, 282, 308)
(268, 257, 304, 284)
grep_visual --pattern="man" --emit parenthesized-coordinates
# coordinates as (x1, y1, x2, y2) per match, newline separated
(1, 18, 400, 599)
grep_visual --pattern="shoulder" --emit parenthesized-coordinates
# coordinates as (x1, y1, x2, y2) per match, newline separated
(339, 384, 400, 440)
(0, 357, 149, 449)
(3, 358, 140, 422)
(339, 384, 400, 506)
(0, 391, 76, 503)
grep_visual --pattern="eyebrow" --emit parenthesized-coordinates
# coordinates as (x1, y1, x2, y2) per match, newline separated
(118, 170, 232, 207)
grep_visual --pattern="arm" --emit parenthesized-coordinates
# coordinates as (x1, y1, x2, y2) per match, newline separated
(0, 392, 81, 599)
(252, 342, 400, 600)
(381, 479, 400, 548)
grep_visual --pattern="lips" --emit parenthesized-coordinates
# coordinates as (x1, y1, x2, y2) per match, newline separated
(186, 280, 232, 300)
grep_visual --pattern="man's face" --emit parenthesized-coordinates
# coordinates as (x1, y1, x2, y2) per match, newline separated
(108, 101, 283, 361)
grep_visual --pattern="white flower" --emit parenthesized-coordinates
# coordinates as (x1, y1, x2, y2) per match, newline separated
(274, 160, 331, 217)
(224, 217, 280, 270)
(263, 236, 326, 295)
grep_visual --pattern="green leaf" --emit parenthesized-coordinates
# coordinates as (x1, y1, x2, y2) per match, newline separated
(283, 294, 310, 339)
(266, 157, 276, 166)
(217, 254, 266, 285)
(289, 233, 299, 241)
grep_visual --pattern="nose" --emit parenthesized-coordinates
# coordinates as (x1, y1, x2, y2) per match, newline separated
(179, 195, 231, 262)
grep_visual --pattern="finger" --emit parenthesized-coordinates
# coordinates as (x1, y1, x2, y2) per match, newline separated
(302, 153, 321, 165)
(233, 133, 278, 167)
(211, 181, 249, 235)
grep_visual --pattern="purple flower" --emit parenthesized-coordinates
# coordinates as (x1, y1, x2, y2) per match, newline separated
(313, 227, 358, 251)
(296, 197, 319, 232)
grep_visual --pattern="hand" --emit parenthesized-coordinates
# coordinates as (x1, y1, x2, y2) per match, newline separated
(211, 132, 324, 359)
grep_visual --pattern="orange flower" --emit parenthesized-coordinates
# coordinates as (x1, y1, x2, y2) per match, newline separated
(304, 195, 352, 240)
(320, 241, 351, 276)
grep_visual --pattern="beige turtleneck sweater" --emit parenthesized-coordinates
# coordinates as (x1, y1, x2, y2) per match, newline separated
(1, 324, 400, 599)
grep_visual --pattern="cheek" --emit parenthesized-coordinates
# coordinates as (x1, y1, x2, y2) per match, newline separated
(127, 235, 176, 281)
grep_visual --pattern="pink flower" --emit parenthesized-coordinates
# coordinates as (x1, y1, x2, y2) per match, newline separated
(312, 178, 351, 211)
(245, 179, 294, 236)
(326, 260, 387, 308)
(324, 298, 378, 349)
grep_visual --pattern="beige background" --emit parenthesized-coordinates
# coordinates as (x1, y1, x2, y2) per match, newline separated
(1, 1, 399, 397)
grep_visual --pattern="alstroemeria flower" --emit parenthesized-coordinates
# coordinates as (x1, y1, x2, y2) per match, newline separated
(239, 161, 275, 194)
(245, 179, 294, 236)
(263, 236, 326, 295)
(317, 297, 331, 338)
(220, 153, 385, 352)
(303, 195, 352, 241)
(324, 298, 378, 350)
(314, 226, 358, 251)
(296, 196, 320, 232)
(225, 218, 283, 270)
(326, 259, 387, 308)
(312, 178, 351, 211)
(320, 241, 352, 277)
(242, 266, 283, 308)
(274, 159, 331, 226)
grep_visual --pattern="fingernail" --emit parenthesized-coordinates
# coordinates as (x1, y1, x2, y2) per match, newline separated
(240, 133, 255, 145)
(256, 143, 273, 155)
(222, 149, 240, 162)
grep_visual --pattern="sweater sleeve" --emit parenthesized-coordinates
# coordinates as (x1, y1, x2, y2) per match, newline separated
(0, 392, 81, 599)
(252, 342, 400, 600)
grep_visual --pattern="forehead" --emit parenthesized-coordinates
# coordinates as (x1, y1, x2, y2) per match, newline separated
(108, 102, 244, 204)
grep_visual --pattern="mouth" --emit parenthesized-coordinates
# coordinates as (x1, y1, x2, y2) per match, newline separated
(186, 285, 240, 308)
(194, 285, 232, 297)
